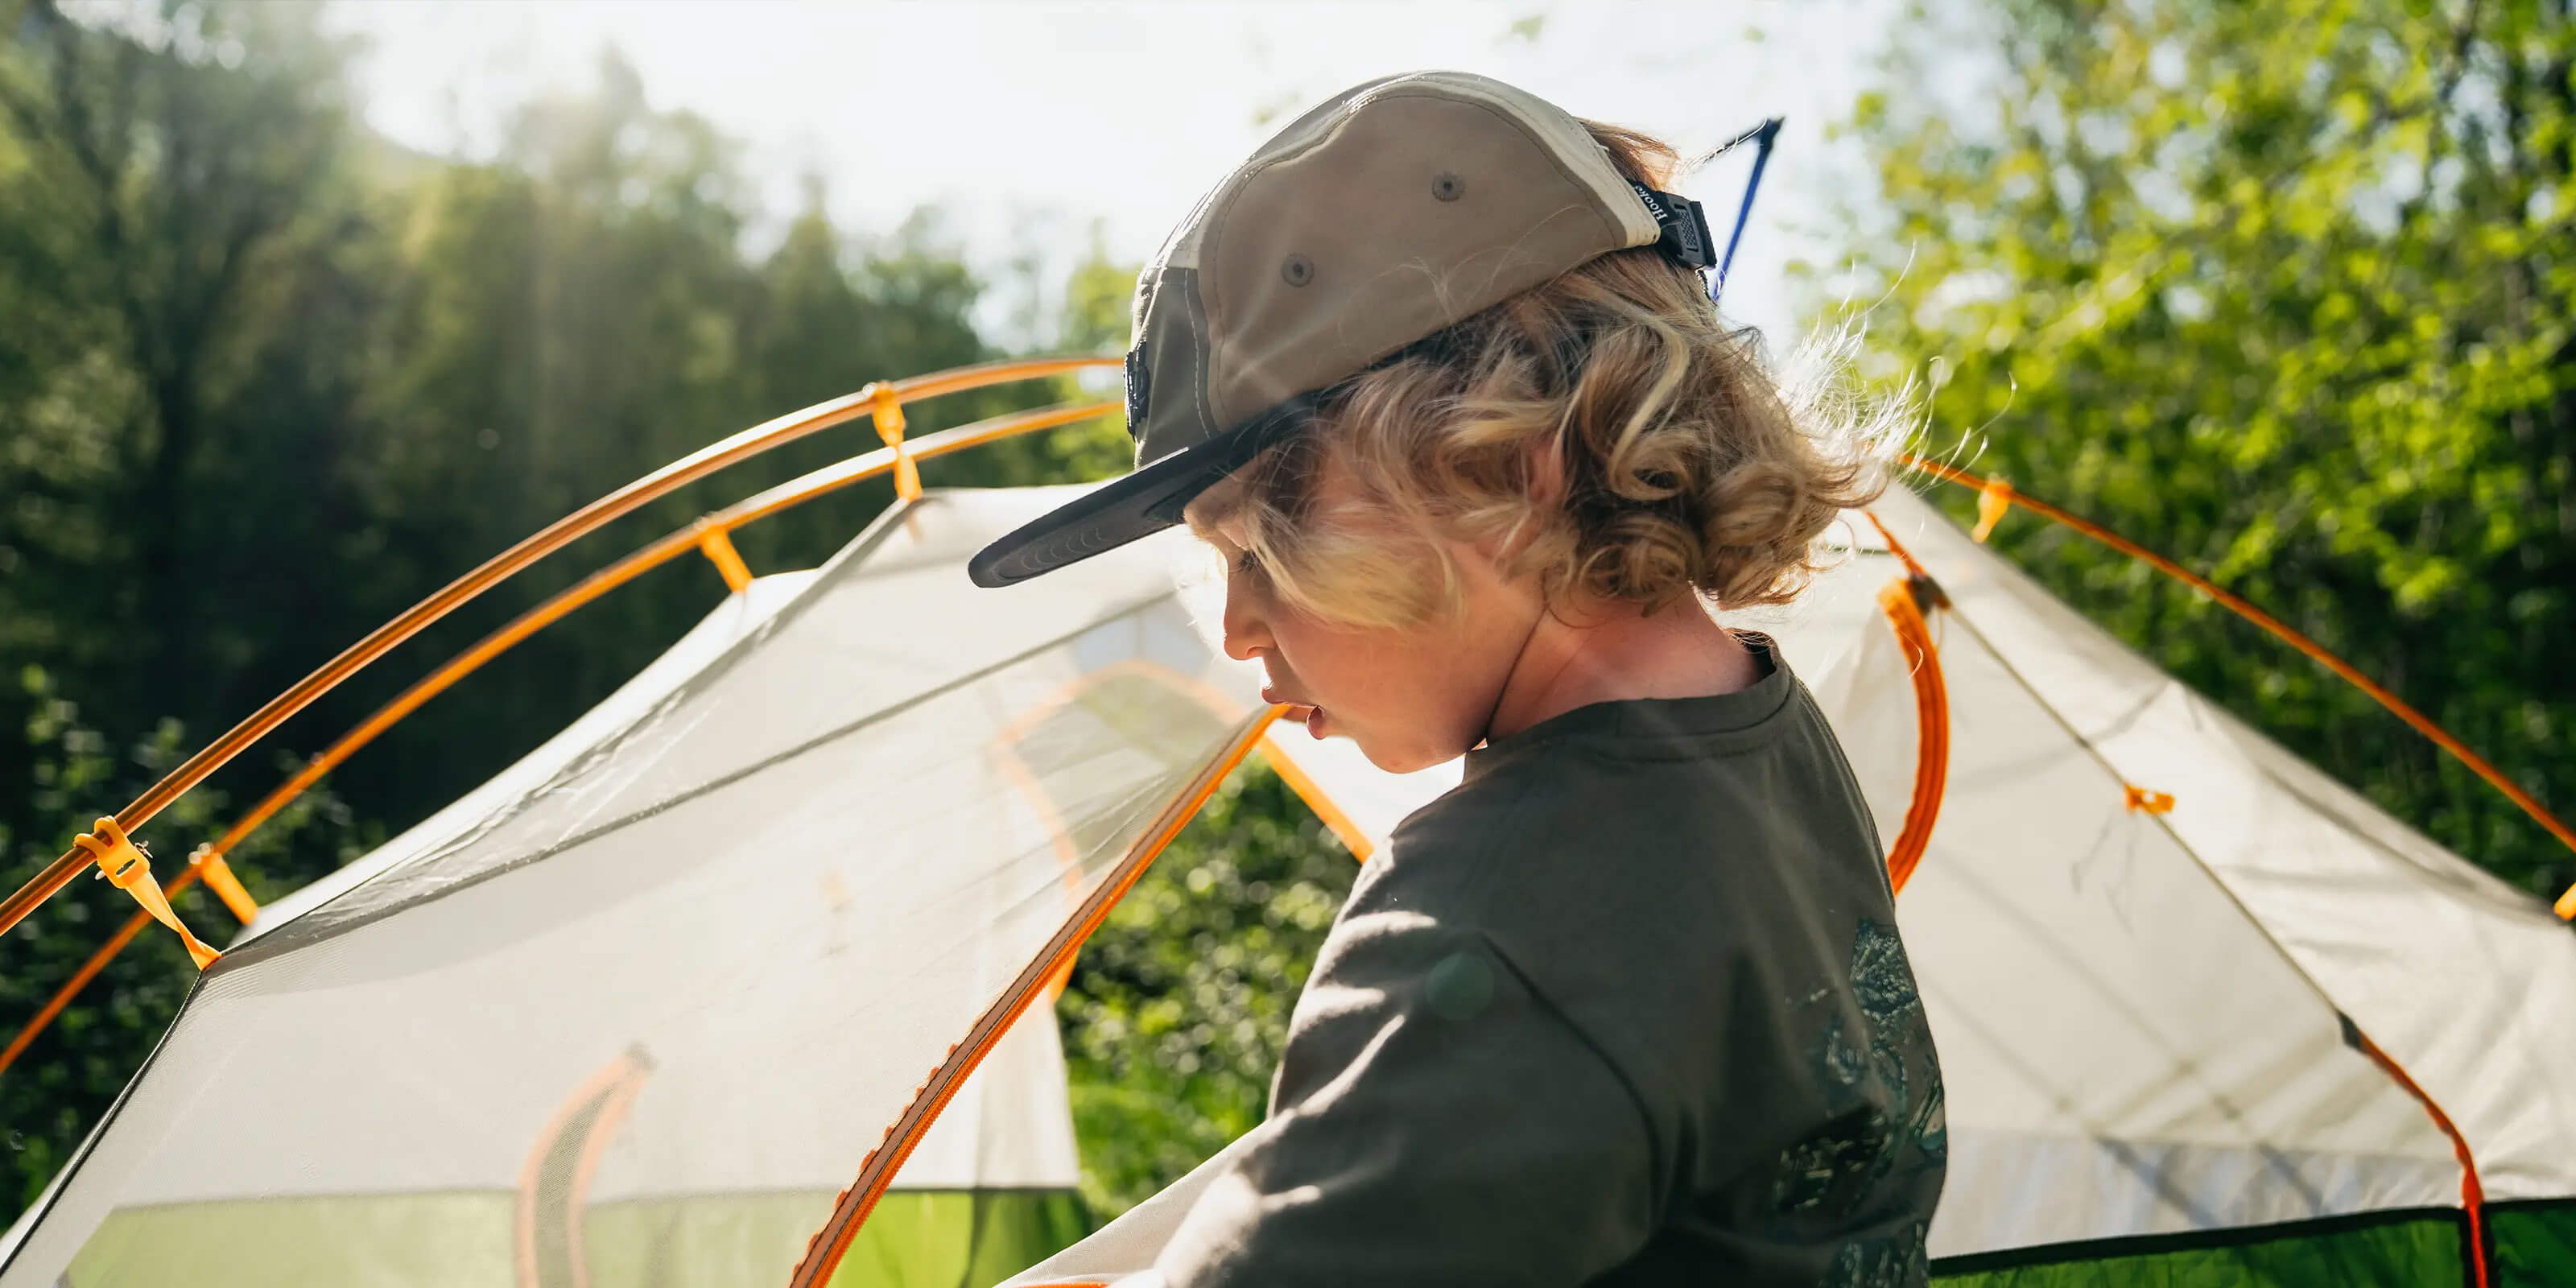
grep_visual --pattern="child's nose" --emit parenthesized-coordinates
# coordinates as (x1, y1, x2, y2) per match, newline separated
(1222, 579, 1272, 663)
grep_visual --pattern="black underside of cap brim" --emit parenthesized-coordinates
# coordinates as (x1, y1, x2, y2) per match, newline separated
(966, 395, 1315, 588)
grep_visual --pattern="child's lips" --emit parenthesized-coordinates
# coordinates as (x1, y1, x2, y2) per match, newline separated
(1261, 687, 1325, 736)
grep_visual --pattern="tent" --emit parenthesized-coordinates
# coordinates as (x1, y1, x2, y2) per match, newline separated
(2, 397, 2570, 1285)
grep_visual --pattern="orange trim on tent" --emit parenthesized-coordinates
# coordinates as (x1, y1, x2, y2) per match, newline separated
(1872, 578, 1950, 895)
(0, 358, 1121, 944)
(989, 658, 1249, 998)
(1260, 735, 1376, 862)
(514, 1046, 654, 1288)
(1860, 512, 1950, 896)
(2351, 1025, 2491, 1288)
(1905, 454, 2576, 919)
(788, 707, 1284, 1288)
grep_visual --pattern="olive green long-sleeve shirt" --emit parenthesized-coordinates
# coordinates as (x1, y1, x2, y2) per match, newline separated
(1154, 642, 1946, 1286)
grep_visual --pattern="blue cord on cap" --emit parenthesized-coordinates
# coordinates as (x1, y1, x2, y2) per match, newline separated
(1707, 118, 1784, 308)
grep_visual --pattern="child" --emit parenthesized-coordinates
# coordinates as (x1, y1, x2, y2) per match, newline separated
(972, 72, 1944, 1286)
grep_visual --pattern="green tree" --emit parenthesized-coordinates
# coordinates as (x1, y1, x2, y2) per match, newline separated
(1827, 0, 2574, 897)
(0, 1, 387, 1212)
(0, 0, 375, 734)
(0, 12, 1108, 1227)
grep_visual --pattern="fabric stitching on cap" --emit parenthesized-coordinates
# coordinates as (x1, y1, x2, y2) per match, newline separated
(1203, 89, 1628, 423)
(1401, 72, 1661, 245)
(1328, 196, 1600, 375)
(1178, 267, 1219, 456)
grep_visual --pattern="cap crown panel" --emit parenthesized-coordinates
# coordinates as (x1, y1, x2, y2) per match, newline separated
(1199, 93, 1626, 431)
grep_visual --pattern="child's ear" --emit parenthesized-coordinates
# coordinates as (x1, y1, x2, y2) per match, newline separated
(1523, 435, 1568, 509)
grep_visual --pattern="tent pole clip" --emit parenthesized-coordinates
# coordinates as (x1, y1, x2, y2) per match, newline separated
(869, 382, 922, 502)
(188, 843, 262, 924)
(1903, 571, 1950, 613)
(693, 522, 755, 593)
(73, 818, 221, 970)
(2123, 785, 2175, 815)
(1971, 478, 2014, 543)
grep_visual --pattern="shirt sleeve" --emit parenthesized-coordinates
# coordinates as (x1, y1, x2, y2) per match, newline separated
(1151, 905, 1662, 1286)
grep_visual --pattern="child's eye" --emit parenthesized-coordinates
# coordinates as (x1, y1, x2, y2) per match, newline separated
(1233, 549, 1262, 576)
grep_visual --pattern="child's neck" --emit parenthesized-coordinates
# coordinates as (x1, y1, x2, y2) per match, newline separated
(1485, 597, 1759, 741)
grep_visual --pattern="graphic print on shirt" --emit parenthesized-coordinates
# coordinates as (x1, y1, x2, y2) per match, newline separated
(1766, 918, 1945, 1286)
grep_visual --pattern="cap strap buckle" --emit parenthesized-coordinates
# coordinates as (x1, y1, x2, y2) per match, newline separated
(1626, 180, 1717, 270)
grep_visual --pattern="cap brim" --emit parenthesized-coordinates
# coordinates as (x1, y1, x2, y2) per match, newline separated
(967, 396, 1313, 588)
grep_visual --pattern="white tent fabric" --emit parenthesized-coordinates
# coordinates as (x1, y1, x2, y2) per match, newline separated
(237, 572, 822, 945)
(1863, 485, 2576, 1204)
(0, 489, 1266, 1287)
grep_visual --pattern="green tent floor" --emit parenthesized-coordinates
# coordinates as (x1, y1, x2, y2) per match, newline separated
(1930, 1202, 2576, 1288)
(57, 1187, 1087, 1287)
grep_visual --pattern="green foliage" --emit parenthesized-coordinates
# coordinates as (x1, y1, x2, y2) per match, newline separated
(1821, 0, 2574, 898)
(0, 0, 1290, 1239)
(0, 0, 1151, 1225)
(1055, 764, 1356, 1218)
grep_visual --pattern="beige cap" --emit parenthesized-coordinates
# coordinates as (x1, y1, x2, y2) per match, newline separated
(970, 71, 1713, 588)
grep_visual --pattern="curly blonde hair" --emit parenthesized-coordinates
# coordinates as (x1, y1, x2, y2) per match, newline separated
(1191, 122, 1893, 630)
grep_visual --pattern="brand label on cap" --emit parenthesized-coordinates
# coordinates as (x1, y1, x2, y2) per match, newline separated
(1626, 180, 1715, 270)
(1124, 346, 1150, 441)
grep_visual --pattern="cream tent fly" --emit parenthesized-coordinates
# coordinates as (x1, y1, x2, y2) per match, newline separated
(1, 359, 2570, 1287)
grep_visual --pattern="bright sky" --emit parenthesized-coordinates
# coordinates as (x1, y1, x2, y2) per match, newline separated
(328, 0, 1896, 349)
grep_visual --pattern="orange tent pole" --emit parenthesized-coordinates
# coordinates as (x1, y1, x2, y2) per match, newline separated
(1857, 511, 1951, 894)
(2351, 1026, 2491, 1288)
(0, 361, 1117, 944)
(787, 708, 1286, 1288)
(1905, 454, 2576, 918)
(0, 911, 157, 1078)
(0, 399, 1116, 1082)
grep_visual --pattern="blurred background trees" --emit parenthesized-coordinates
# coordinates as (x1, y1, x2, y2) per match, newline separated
(0, 0, 1136, 1214)
(2, 0, 2567, 1233)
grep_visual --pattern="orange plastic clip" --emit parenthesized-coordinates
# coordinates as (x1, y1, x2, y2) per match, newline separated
(2123, 785, 2175, 815)
(869, 383, 920, 502)
(74, 819, 220, 969)
(188, 843, 261, 924)
(1971, 478, 2015, 543)
(695, 524, 754, 593)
